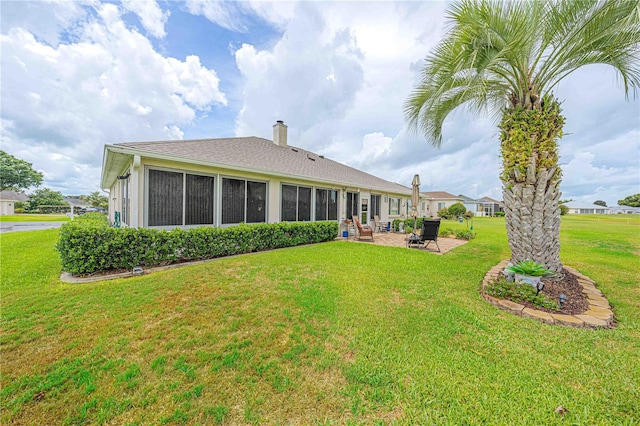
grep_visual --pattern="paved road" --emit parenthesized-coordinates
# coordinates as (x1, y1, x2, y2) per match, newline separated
(0, 222, 66, 233)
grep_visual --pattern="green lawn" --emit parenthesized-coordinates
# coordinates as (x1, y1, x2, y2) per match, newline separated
(1, 216, 638, 424)
(0, 214, 71, 222)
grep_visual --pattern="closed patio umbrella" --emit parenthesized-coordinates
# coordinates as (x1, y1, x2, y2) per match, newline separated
(411, 174, 420, 233)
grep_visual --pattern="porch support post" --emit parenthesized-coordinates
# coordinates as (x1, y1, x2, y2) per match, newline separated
(131, 155, 141, 228)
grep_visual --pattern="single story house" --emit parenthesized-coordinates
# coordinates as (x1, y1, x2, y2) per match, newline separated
(564, 202, 611, 214)
(64, 197, 90, 209)
(476, 196, 504, 217)
(608, 206, 640, 214)
(421, 191, 463, 217)
(0, 190, 28, 216)
(100, 121, 412, 231)
(458, 194, 481, 216)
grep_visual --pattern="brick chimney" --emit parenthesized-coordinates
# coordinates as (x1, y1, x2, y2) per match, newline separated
(273, 120, 287, 147)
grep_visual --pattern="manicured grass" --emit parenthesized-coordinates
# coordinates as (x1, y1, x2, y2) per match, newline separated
(0, 214, 71, 222)
(1, 216, 639, 424)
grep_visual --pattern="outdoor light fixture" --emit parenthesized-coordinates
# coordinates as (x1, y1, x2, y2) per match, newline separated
(117, 172, 131, 180)
(536, 281, 545, 295)
(559, 293, 567, 308)
(132, 266, 144, 276)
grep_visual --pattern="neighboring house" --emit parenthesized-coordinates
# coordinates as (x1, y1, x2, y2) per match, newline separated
(476, 196, 505, 217)
(458, 194, 482, 216)
(564, 203, 611, 214)
(0, 191, 28, 216)
(422, 191, 463, 217)
(609, 206, 640, 214)
(64, 197, 90, 214)
(100, 121, 412, 230)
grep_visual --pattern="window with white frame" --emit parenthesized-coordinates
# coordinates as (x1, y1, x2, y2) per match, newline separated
(389, 197, 400, 215)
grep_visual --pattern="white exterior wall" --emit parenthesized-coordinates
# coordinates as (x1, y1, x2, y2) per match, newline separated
(426, 199, 463, 217)
(0, 200, 15, 216)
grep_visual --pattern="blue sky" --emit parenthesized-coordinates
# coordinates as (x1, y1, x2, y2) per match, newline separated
(1, 0, 638, 206)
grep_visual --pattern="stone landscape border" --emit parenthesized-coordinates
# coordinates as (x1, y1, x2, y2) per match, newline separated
(481, 260, 615, 328)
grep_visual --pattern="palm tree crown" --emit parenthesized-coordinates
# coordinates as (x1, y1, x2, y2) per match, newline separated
(405, 0, 640, 146)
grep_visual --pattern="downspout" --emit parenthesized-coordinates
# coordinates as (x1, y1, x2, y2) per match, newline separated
(131, 155, 141, 228)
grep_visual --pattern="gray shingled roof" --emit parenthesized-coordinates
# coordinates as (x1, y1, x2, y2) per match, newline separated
(110, 137, 411, 195)
(422, 191, 460, 200)
(0, 190, 28, 201)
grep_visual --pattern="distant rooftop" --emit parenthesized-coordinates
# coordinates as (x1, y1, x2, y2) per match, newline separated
(422, 191, 460, 200)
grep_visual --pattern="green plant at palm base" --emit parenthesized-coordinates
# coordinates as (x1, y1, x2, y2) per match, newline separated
(485, 276, 559, 310)
(507, 260, 555, 277)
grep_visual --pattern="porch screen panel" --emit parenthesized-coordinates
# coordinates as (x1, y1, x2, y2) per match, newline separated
(222, 178, 245, 224)
(246, 181, 266, 223)
(328, 190, 338, 220)
(122, 176, 130, 225)
(281, 185, 297, 221)
(149, 169, 183, 226)
(370, 195, 380, 220)
(346, 192, 359, 221)
(298, 187, 311, 221)
(186, 174, 214, 225)
(315, 189, 328, 220)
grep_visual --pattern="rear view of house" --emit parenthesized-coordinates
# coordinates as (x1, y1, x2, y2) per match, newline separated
(100, 121, 412, 230)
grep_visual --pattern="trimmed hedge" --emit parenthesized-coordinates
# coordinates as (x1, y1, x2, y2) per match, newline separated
(57, 215, 339, 275)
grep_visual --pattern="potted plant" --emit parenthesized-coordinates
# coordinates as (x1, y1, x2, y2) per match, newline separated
(506, 260, 555, 286)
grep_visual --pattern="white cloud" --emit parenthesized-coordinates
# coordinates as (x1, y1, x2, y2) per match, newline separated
(227, 1, 637, 203)
(2, 0, 638, 203)
(1, 1, 226, 194)
(184, 1, 251, 32)
(121, 0, 170, 38)
(232, 2, 445, 166)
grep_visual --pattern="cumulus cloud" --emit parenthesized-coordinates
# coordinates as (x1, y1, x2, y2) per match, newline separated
(233, 2, 366, 148)
(1, 1, 226, 194)
(231, 2, 446, 175)
(121, 0, 170, 38)
(184, 1, 252, 33)
(3, 0, 637, 203)
(225, 1, 637, 202)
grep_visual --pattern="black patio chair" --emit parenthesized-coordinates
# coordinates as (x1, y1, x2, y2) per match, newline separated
(418, 218, 441, 252)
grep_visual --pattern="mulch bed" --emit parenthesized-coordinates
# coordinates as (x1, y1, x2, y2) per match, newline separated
(519, 268, 590, 315)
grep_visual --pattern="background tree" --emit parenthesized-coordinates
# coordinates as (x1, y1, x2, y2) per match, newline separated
(594, 200, 608, 207)
(87, 191, 108, 209)
(405, 0, 640, 272)
(618, 193, 640, 207)
(448, 202, 467, 217)
(0, 150, 43, 192)
(559, 204, 569, 216)
(27, 188, 68, 213)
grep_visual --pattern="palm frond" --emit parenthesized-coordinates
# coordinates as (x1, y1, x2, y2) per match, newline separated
(405, 0, 640, 145)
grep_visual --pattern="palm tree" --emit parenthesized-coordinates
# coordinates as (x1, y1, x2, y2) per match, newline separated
(405, 0, 640, 272)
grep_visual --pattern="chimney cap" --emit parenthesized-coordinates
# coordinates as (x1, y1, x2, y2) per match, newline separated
(276, 120, 284, 124)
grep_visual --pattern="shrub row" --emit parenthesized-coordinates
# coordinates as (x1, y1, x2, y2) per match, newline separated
(57, 214, 339, 275)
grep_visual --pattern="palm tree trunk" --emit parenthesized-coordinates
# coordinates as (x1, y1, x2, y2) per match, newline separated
(500, 98, 564, 272)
